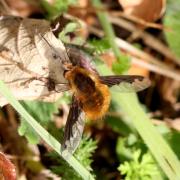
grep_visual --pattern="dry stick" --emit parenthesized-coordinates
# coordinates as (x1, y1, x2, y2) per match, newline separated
(131, 57, 180, 81)
(89, 26, 180, 81)
(108, 16, 180, 67)
(0, 0, 11, 14)
(110, 11, 166, 30)
(67, 6, 164, 30)
(115, 38, 180, 78)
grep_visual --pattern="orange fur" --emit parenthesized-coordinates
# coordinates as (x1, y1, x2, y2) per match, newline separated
(65, 66, 111, 120)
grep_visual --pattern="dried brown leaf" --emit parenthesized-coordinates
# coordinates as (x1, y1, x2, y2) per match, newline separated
(119, 0, 166, 22)
(0, 15, 70, 106)
(5, 0, 40, 17)
(0, 152, 16, 180)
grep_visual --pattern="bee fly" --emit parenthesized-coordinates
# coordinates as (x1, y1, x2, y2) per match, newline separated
(60, 45, 151, 154)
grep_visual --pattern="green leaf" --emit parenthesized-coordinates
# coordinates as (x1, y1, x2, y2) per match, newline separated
(118, 150, 161, 180)
(18, 120, 40, 144)
(89, 38, 111, 54)
(20, 101, 58, 125)
(49, 136, 97, 179)
(59, 22, 78, 37)
(40, 0, 59, 18)
(41, 0, 77, 18)
(17, 101, 58, 144)
(54, 0, 77, 12)
(75, 136, 97, 172)
(112, 55, 130, 75)
(59, 22, 85, 45)
(164, 0, 180, 58)
(116, 134, 147, 163)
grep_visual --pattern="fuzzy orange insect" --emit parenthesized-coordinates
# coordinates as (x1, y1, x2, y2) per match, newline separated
(65, 66, 110, 120)
(60, 45, 150, 154)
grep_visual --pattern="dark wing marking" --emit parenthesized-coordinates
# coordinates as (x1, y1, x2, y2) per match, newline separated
(100, 75, 151, 92)
(65, 44, 99, 74)
(61, 95, 85, 154)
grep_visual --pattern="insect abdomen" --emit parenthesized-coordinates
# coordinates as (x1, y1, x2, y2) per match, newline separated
(65, 67, 111, 120)
(82, 83, 110, 120)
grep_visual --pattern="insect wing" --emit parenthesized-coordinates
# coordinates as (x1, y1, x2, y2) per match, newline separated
(65, 45, 98, 74)
(100, 75, 151, 92)
(61, 96, 85, 154)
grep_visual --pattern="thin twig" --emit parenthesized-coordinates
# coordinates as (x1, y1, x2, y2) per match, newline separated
(108, 16, 180, 66)
(132, 57, 180, 81)
(68, 6, 165, 30)
(110, 11, 166, 30)
(0, 0, 11, 15)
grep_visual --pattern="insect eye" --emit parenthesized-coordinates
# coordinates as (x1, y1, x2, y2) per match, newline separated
(63, 70, 68, 77)
(52, 53, 58, 59)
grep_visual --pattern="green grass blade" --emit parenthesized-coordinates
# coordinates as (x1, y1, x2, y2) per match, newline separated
(112, 93, 180, 180)
(0, 80, 94, 180)
(98, 63, 180, 179)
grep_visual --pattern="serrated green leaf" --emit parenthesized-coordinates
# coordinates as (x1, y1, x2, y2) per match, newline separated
(20, 101, 58, 125)
(18, 101, 58, 144)
(118, 150, 160, 180)
(48, 136, 97, 179)
(18, 120, 40, 144)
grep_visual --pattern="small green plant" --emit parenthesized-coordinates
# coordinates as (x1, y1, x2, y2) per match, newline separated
(59, 21, 85, 45)
(89, 38, 111, 54)
(41, 0, 77, 18)
(118, 150, 159, 180)
(18, 101, 58, 144)
(18, 94, 71, 144)
(49, 136, 97, 179)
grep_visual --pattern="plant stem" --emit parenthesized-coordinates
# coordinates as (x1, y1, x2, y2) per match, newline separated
(92, 0, 130, 72)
